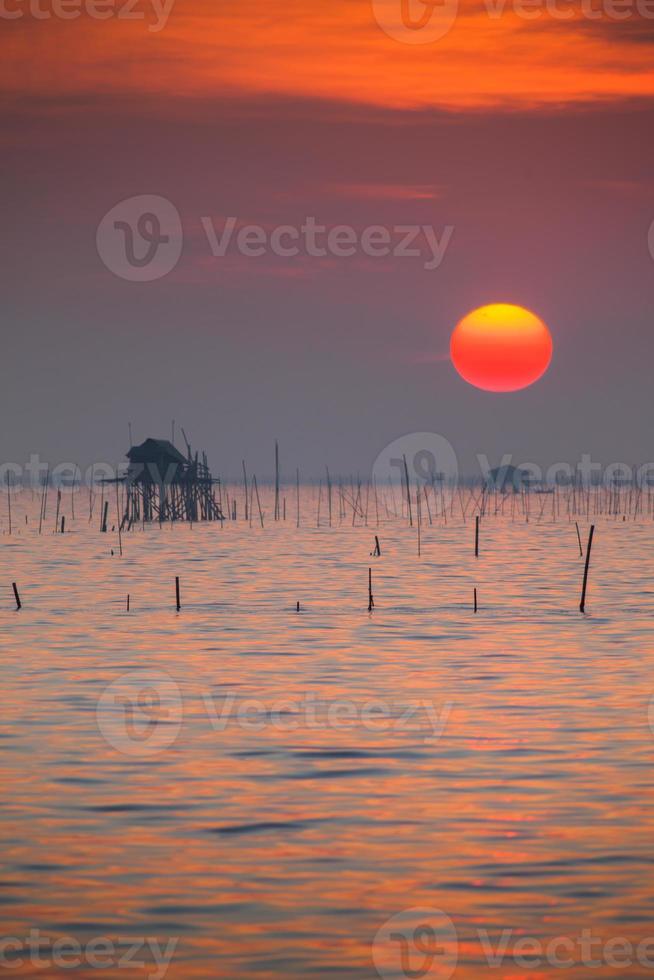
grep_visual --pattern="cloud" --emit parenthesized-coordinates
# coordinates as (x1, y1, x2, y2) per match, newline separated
(2, 0, 654, 110)
(327, 183, 443, 201)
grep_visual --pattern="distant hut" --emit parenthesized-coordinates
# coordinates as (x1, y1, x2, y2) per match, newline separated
(486, 464, 533, 494)
(123, 437, 224, 524)
(127, 438, 186, 481)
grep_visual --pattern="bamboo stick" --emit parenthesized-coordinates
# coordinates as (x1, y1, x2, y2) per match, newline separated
(579, 525, 595, 613)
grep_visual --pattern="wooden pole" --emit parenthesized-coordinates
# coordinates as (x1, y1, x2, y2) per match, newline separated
(115, 482, 123, 556)
(368, 567, 374, 611)
(402, 455, 413, 526)
(326, 467, 332, 527)
(296, 468, 300, 528)
(575, 521, 583, 557)
(242, 460, 249, 522)
(175, 576, 181, 611)
(475, 515, 480, 557)
(274, 440, 280, 521)
(12, 583, 21, 610)
(38, 472, 47, 535)
(88, 465, 95, 523)
(42, 469, 49, 525)
(253, 475, 264, 527)
(579, 524, 595, 613)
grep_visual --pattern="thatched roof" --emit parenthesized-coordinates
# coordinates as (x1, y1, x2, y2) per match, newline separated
(126, 438, 187, 466)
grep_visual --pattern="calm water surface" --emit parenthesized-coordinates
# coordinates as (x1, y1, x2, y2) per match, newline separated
(1, 490, 654, 978)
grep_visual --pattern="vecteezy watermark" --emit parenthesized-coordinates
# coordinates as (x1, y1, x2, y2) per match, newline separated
(96, 669, 183, 757)
(96, 684, 452, 756)
(0, 931, 178, 979)
(201, 216, 453, 270)
(373, 911, 654, 978)
(373, 908, 458, 979)
(475, 452, 654, 490)
(3, 450, 654, 497)
(372, 0, 460, 43)
(203, 693, 452, 744)
(648, 693, 654, 737)
(478, 927, 654, 970)
(0, 456, 198, 494)
(0, 0, 174, 30)
(372, 0, 654, 43)
(372, 432, 459, 517)
(96, 195, 455, 282)
(96, 195, 183, 282)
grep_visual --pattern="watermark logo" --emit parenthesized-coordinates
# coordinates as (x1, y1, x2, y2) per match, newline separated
(0, 0, 175, 31)
(201, 216, 453, 270)
(97, 669, 183, 756)
(373, 908, 458, 979)
(372, 432, 459, 516)
(96, 195, 182, 282)
(0, 931, 177, 979)
(2, 450, 654, 497)
(372, 0, 654, 43)
(96, 202, 453, 278)
(478, 926, 654, 969)
(204, 692, 452, 743)
(372, 0, 460, 43)
(373, 913, 654, 976)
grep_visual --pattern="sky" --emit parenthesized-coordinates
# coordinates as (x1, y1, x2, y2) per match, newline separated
(2, 0, 654, 480)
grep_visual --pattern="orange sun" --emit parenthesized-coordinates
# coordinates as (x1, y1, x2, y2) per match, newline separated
(450, 303, 553, 392)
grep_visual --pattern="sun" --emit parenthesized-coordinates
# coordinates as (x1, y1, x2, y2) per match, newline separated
(450, 303, 553, 392)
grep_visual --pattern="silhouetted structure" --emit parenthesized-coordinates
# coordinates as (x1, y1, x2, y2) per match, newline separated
(486, 464, 533, 493)
(123, 437, 224, 524)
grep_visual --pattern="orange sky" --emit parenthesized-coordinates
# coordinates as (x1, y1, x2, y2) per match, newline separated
(4, 0, 654, 109)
